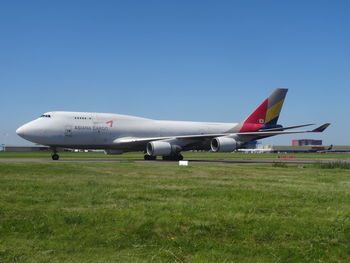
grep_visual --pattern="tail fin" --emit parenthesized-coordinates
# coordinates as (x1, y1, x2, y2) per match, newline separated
(239, 88, 288, 132)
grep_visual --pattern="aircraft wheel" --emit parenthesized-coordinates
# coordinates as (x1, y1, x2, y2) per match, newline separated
(144, 154, 156, 160)
(162, 154, 183, 161)
(52, 154, 60, 160)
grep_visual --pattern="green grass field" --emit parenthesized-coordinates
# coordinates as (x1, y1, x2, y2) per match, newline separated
(0, 160, 349, 262)
(0, 151, 349, 160)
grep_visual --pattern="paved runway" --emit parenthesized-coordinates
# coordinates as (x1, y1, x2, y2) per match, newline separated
(0, 158, 349, 165)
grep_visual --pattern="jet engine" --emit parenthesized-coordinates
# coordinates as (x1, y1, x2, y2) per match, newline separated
(211, 137, 237, 152)
(147, 141, 181, 156)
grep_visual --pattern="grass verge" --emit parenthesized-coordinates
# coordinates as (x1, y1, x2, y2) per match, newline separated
(0, 162, 349, 262)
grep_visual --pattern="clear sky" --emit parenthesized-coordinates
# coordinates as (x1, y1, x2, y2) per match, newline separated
(1, 0, 349, 146)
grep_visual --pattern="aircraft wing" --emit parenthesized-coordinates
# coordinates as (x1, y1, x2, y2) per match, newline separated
(113, 133, 227, 144)
(113, 123, 330, 145)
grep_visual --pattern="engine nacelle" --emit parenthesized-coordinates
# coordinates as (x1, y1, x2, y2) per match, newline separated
(147, 141, 181, 156)
(211, 137, 237, 152)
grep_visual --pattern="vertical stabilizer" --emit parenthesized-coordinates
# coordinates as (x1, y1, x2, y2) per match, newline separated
(239, 88, 288, 132)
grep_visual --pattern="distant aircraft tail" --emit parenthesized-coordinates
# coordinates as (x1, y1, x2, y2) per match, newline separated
(239, 88, 288, 132)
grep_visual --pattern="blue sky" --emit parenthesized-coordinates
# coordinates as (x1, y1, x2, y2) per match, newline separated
(1, 0, 349, 146)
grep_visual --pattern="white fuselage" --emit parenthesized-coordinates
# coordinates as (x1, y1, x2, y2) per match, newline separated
(16, 111, 238, 151)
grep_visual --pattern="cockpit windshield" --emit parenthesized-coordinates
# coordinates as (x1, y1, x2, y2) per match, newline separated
(40, 114, 51, 118)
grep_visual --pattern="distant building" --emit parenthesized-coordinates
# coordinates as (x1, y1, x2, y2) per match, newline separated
(268, 145, 350, 153)
(2, 146, 93, 153)
(3, 145, 50, 152)
(292, 139, 322, 146)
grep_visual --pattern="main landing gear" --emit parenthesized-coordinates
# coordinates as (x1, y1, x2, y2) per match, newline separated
(162, 154, 183, 161)
(144, 154, 184, 161)
(144, 154, 156, 160)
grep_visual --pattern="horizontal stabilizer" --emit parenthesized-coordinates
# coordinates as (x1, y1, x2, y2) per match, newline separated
(311, 123, 331, 132)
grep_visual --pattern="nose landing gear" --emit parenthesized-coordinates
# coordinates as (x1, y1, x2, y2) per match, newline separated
(51, 148, 60, 160)
(52, 153, 60, 160)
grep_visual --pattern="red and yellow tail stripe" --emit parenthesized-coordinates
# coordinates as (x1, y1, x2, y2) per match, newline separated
(239, 89, 288, 132)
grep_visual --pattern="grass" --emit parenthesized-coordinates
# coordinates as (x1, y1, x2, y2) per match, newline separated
(314, 161, 350, 170)
(272, 162, 288, 168)
(0, 151, 349, 160)
(0, 162, 350, 262)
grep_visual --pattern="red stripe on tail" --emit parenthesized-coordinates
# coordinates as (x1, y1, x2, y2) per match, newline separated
(240, 98, 268, 132)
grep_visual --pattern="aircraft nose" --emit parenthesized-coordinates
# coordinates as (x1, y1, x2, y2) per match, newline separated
(16, 125, 26, 137)
(16, 120, 49, 144)
(16, 121, 43, 140)
(16, 123, 32, 138)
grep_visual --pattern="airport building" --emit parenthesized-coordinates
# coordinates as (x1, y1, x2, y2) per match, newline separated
(1, 146, 96, 153)
(267, 139, 350, 153)
(292, 139, 322, 146)
(2, 145, 50, 152)
(239, 139, 350, 153)
(271, 145, 350, 153)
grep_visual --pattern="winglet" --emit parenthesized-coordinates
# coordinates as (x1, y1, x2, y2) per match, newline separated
(312, 123, 331, 132)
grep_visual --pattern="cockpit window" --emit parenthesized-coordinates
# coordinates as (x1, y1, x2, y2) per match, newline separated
(40, 114, 51, 118)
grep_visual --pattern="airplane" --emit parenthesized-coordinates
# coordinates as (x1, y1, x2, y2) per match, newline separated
(16, 89, 330, 161)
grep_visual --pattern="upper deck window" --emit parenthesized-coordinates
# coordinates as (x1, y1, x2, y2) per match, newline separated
(40, 114, 51, 118)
